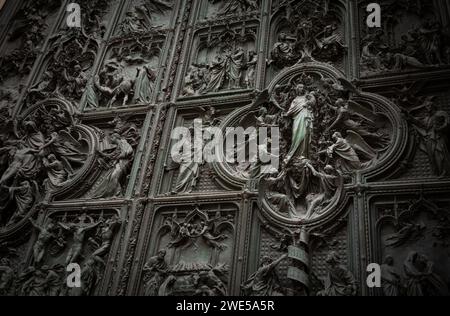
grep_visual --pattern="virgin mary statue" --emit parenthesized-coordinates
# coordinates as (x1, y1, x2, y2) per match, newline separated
(284, 84, 316, 164)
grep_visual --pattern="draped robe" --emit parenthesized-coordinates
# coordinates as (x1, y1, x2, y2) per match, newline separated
(285, 95, 314, 162)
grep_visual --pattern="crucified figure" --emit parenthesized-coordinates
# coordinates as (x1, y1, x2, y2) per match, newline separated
(59, 218, 100, 265)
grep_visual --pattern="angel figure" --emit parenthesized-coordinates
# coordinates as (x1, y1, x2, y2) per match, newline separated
(167, 213, 229, 250)
(59, 216, 100, 265)
(330, 77, 361, 99)
(254, 107, 274, 127)
(249, 91, 282, 128)
(385, 220, 426, 248)
(315, 24, 346, 52)
(326, 98, 389, 148)
(361, 41, 386, 73)
(324, 132, 362, 172)
(200, 219, 229, 250)
(39, 131, 87, 174)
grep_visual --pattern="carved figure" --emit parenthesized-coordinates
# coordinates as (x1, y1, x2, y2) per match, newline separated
(59, 216, 100, 265)
(317, 251, 357, 296)
(242, 254, 287, 296)
(91, 133, 134, 198)
(95, 62, 135, 108)
(30, 219, 57, 265)
(0, 258, 15, 296)
(132, 65, 156, 104)
(381, 256, 402, 296)
(143, 250, 168, 296)
(403, 251, 448, 296)
(90, 215, 121, 259)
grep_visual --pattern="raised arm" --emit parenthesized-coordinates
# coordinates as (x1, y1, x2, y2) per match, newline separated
(58, 222, 72, 231)
(269, 253, 288, 269)
(306, 162, 320, 177)
(82, 221, 101, 232)
(326, 102, 339, 112)
(326, 112, 344, 132)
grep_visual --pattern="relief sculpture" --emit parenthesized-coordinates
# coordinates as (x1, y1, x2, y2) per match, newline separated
(0, 0, 449, 298)
(215, 63, 396, 223)
(140, 207, 235, 296)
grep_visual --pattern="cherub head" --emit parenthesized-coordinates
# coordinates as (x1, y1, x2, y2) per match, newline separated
(23, 120, 38, 132)
(83, 258, 96, 269)
(258, 107, 268, 117)
(294, 84, 305, 96)
(48, 154, 57, 163)
(335, 98, 346, 107)
(324, 165, 334, 174)
(157, 249, 167, 259)
(423, 96, 435, 113)
(332, 132, 342, 141)
(110, 133, 121, 144)
(278, 32, 288, 41)
(46, 220, 56, 231)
